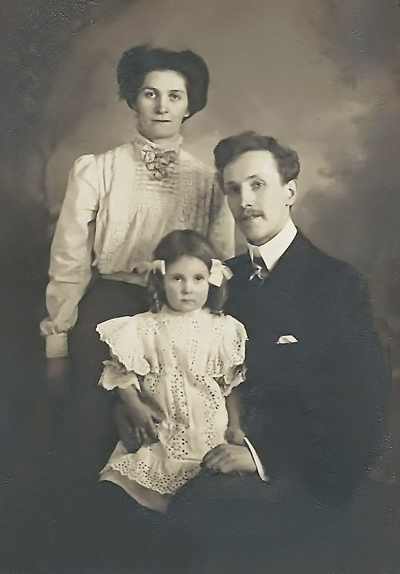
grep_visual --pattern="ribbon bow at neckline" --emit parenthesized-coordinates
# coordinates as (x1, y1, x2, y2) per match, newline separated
(142, 145, 178, 180)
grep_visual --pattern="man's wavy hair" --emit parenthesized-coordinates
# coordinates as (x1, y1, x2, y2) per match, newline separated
(147, 230, 228, 314)
(214, 131, 300, 189)
(117, 45, 209, 120)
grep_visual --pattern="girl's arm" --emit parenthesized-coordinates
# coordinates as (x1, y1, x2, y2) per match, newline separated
(225, 386, 246, 446)
(40, 155, 99, 359)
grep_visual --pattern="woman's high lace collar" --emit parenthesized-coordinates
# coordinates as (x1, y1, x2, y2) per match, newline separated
(133, 131, 183, 153)
(133, 131, 183, 180)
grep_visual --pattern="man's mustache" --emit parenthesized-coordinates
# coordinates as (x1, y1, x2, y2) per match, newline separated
(241, 208, 264, 220)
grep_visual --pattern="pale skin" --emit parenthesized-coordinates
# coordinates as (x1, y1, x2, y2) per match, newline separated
(223, 150, 297, 246)
(46, 70, 190, 387)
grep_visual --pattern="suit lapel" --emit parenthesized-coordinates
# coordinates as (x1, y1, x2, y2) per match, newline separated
(228, 232, 314, 289)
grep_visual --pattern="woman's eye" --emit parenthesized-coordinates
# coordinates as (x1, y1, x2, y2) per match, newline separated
(195, 275, 205, 282)
(143, 90, 156, 99)
(169, 93, 181, 101)
(172, 276, 182, 282)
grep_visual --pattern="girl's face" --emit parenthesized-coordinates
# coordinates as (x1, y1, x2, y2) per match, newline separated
(133, 70, 189, 143)
(163, 255, 210, 313)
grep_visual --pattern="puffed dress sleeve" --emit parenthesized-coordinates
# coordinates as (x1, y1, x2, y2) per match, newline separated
(210, 315, 248, 396)
(96, 315, 157, 391)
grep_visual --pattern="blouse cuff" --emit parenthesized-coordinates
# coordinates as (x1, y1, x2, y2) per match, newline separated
(46, 333, 68, 359)
(244, 437, 270, 483)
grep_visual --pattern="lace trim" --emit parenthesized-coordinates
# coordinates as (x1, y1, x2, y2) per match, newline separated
(110, 453, 201, 495)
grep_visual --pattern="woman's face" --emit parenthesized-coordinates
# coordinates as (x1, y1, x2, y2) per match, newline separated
(133, 70, 189, 143)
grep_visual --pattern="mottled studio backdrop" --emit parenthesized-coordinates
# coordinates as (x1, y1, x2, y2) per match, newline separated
(0, 0, 399, 445)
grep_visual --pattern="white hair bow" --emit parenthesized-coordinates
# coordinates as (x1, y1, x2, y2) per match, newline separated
(208, 259, 233, 287)
(150, 259, 166, 275)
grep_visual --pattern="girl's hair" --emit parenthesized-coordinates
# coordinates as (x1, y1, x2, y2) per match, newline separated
(117, 45, 209, 120)
(147, 230, 228, 313)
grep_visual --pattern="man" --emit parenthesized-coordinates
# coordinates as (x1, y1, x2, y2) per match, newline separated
(170, 131, 389, 572)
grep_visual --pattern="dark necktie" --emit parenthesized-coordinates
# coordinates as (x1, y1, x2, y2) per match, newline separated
(250, 256, 269, 282)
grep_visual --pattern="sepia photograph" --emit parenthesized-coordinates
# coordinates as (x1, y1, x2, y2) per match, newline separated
(1, 1, 399, 573)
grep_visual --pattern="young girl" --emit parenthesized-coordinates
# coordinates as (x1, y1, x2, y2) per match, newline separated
(96, 230, 247, 513)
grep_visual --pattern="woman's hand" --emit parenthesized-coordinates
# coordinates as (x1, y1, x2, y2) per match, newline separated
(118, 386, 163, 446)
(127, 400, 163, 446)
(46, 357, 71, 397)
(225, 426, 246, 446)
(115, 401, 140, 453)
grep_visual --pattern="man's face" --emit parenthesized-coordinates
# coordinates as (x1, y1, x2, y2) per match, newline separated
(222, 150, 297, 246)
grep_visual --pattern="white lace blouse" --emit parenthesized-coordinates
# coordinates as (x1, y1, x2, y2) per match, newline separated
(40, 133, 234, 358)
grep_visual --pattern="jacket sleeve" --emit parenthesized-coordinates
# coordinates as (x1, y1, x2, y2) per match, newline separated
(300, 270, 389, 505)
(245, 269, 389, 506)
(40, 154, 100, 358)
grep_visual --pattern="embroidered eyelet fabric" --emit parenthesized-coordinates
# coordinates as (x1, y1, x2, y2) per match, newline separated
(96, 308, 247, 495)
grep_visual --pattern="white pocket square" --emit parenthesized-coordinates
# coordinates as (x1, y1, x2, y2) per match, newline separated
(276, 335, 298, 344)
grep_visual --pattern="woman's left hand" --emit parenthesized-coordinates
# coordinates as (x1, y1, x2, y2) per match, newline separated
(202, 444, 257, 475)
(115, 401, 141, 453)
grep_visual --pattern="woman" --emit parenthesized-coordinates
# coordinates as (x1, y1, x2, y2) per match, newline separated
(41, 45, 234, 489)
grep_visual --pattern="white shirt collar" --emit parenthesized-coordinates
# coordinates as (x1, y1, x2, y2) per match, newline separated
(248, 218, 297, 271)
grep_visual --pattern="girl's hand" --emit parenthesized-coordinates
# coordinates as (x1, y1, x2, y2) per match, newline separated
(225, 426, 246, 446)
(125, 399, 163, 446)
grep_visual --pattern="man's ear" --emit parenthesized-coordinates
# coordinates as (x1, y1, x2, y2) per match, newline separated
(285, 180, 297, 206)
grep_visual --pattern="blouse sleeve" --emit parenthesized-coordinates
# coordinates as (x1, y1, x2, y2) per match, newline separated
(207, 177, 235, 260)
(214, 315, 248, 396)
(40, 155, 100, 358)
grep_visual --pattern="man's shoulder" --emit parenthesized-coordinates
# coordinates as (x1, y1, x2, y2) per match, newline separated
(224, 253, 251, 277)
(301, 234, 361, 278)
(296, 233, 366, 299)
(224, 252, 249, 267)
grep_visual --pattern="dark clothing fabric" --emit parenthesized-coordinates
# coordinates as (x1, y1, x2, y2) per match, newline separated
(57, 278, 149, 488)
(167, 232, 390, 573)
(170, 472, 348, 573)
(224, 232, 389, 506)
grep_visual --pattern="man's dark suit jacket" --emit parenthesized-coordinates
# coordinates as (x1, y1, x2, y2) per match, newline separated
(225, 231, 389, 507)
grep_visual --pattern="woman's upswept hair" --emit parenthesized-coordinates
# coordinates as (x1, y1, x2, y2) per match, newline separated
(147, 230, 228, 313)
(117, 45, 209, 120)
